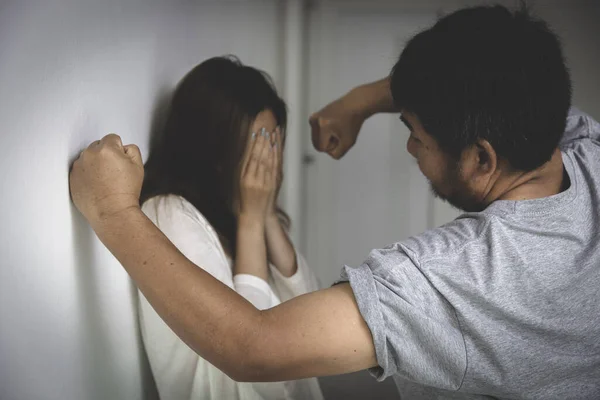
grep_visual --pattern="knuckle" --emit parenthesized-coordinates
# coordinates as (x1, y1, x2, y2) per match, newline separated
(98, 145, 111, 155)
(104, 133, 123, 146)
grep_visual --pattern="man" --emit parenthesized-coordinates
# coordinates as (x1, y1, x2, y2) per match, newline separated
(70, 5, 600, 399)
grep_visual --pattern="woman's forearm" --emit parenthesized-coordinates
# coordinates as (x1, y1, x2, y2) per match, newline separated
(233, 214, 269, 281)
(264, 216, 297, 277)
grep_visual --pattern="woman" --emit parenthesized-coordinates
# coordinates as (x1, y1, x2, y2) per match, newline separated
(138, 56, 323, 400)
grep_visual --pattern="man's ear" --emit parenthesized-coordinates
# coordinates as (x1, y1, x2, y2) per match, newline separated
(475, 139, 497, 176)
(457, 139, 497, 181)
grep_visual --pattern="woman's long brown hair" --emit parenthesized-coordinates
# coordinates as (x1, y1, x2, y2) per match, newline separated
(141, 56, 288, 258)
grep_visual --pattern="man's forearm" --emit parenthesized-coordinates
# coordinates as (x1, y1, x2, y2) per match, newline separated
(350, 77, 398, 119)
(70, 134, 379, 384)
(91, 208, 262, 379)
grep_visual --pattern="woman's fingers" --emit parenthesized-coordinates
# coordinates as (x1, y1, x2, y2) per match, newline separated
(250, 128, 268, 177)
(243, 127, 280, 192)
(264, 143, 274, 187)
(265, 130, 278, 187)
(241, 129, 259, 177)
(245, 128, 266, 180)
(272, 128, 281, 187)
(275, 127, 284, 187)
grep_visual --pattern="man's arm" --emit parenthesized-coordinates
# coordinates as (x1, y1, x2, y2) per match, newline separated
(310, 77, 399, 159)
(93, 206, 377, 382)
(351, 77, 399, 117)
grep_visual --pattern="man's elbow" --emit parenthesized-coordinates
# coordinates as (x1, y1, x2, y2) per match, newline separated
(225, 322, 282, 382)
(227, 358, 277, 383)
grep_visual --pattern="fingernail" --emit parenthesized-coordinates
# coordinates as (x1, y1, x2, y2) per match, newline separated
(251, 132, 257, 140)
(265, 131, 270, 140)
(261, 127, 266, 136)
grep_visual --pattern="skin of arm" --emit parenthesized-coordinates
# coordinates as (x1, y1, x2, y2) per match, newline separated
(264, 126, 298, 278)
(309, 77, 399, 159)
(264, 212, 297, 278)
(350, 77, 399, 119)
(91, 207, 377, 382)
(234, 214, 269, 281)
(232, 125, 274, 282)
(235, 117, 297, 280)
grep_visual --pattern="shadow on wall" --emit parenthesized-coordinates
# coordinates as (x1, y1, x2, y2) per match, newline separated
(71, 208, 114, 399)
(70, 209, 157, 400)
(65, 85, 173, 400)
(69, 129, 159, 399)
(147, 85, 174, 156)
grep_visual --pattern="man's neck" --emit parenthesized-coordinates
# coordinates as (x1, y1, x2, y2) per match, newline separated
(485, 149, 566, 204)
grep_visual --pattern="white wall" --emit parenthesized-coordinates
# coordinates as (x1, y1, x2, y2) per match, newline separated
(0, 1, 283, 399)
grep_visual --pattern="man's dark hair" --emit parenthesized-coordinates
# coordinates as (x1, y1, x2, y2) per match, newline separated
(390, 4, 571, 171)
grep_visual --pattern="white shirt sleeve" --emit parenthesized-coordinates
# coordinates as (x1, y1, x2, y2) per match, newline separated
(269, 251, 321, 303)
(137, 195, 281, 400)
(233, 274, 278, 310)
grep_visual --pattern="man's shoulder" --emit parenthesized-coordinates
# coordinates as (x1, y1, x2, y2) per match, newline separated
(560, 107, 600, 149)
(400, 212, 494, 264)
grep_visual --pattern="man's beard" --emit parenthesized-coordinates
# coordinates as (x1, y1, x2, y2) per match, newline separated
(429, 179, 486, 213)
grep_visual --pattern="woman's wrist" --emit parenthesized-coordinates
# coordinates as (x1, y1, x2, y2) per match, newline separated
(265, 211, 280, 226)
(238, 212, 266, 232)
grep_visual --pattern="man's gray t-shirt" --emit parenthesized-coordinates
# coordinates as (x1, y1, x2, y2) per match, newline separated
(339, 108, 600, 399)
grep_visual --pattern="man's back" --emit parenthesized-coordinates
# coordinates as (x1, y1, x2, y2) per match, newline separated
(341, 109, 600, 399)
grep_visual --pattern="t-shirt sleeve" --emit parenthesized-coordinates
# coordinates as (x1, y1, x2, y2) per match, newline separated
(560, 107, 600, 147)
(233, 273, 277, 310)
(337, 244, 467, 391)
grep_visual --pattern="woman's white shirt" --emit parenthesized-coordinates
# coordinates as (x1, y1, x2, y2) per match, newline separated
(138, 194, 323, 400)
